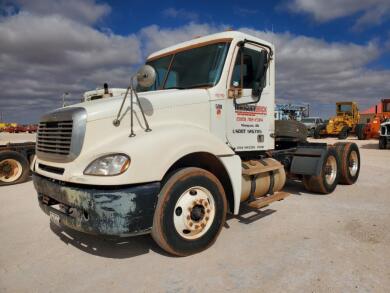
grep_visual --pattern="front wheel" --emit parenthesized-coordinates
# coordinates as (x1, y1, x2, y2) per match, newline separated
(379, 137, 386, 149)
(356, 124, 367, 140)
(0, 151, 30, 186)
(313, 124, 326, 139)
(303, 147, 340, 194)
(338, 126, 349, 140)
(152, 167, 227, 256)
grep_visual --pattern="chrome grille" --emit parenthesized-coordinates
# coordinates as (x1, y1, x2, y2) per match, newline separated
(37, 121, 73, 155)
(36, 107, 87, 163)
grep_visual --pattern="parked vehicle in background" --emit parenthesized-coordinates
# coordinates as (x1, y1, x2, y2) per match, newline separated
(379, 120, 390, 149)
(15, 125, 29, 133)
(26, 124, 38, 133)
(301, 117, 323, 136)
(356, 99, 390, 140)
(274, 103, 309, 121)
(4, 125, 16, 133)
(32, 31, 361, 256)
(0, 142, 35, 185)
(314, 102, 360, 139)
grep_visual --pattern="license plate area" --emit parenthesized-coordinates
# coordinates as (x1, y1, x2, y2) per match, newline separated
(50, 211, 61, 226)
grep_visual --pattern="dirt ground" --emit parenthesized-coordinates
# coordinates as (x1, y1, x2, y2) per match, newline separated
(0, 133, 389, 292)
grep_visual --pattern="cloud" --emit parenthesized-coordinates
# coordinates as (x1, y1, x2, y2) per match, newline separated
(0, 11, 141, 122)
(162, 8, 198, 21)
(240, 28, 390, 115)
(0, 4, 389, 122)
(139, 23, 227, 55)
(286, 0, 390, 29)
(11, 0, 111, 24)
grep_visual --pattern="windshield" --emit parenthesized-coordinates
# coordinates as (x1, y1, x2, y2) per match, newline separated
(301, 118, 315, 123)
(140, 42, 230, 91)
(337, 104, 352, 113)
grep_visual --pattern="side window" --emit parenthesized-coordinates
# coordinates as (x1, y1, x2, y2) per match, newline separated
(231, 47, 267, 89)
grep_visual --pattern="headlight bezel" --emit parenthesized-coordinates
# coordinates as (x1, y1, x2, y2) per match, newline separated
(83, 153, 131, 176)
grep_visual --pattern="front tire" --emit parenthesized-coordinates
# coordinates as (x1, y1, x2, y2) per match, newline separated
(379, 137, 386, 149)
(313, 124, 326, 139)
(152, 167, 227, 256)
(338, 126, 349, 140)
(303, 147, 340, 194)
(356, 124, 367, 140)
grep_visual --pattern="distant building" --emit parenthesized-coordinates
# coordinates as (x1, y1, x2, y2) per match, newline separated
(275, 103, 309, 121)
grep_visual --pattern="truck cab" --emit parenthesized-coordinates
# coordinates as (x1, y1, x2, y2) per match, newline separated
(33, 31, 361, 256)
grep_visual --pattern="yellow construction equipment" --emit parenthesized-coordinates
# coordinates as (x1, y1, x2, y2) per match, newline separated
(314, 102, 360, 139)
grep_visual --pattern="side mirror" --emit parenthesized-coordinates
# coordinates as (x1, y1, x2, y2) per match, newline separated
(136, 65, 156, 88)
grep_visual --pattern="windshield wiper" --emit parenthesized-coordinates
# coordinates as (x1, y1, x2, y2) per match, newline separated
(164, 86, 185, 90)
(185, 83, 214, 89)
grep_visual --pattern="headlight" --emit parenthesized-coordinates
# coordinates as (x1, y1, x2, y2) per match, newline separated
(84, 154, 130, 176)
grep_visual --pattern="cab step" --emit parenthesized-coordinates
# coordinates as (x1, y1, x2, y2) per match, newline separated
(247, 191, 290, 209)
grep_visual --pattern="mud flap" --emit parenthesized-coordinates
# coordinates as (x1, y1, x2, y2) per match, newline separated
(290, 145, 327, 176)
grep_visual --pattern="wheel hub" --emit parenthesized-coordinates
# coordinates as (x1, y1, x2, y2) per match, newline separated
(348, 151, 358, 176)
(0, 162, 11, 176)
(173, 186, 215, 240)
(190, 204, 205, 222)
(324, 155, 337, 185)
(0, 159, 22, 182)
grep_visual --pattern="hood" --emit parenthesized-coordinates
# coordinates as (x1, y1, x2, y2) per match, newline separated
(67, 88, 210, 122)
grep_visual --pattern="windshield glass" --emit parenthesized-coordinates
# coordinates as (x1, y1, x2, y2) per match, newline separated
(301, 118, 315, 123)
(337, 104, 352, 113)
(140, 42, 230, 91)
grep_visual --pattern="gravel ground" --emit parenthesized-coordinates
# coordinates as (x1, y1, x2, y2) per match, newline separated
(0, 134, 389, 292)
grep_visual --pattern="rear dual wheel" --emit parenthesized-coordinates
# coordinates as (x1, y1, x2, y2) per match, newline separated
(303, 143, 360, 193)
(303, 147, 340, 194)
(152, 167, 227, 256)
(334, 142, 360, 184)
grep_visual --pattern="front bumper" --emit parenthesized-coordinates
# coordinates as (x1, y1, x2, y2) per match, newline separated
(33, 174, 160, 237)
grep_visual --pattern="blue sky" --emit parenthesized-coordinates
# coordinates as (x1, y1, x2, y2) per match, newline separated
(107, 1, 387, 44)
(0, 0, 389, 122)
(106, 0, 390, 66)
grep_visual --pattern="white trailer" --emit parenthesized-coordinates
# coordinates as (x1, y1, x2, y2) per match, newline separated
(32, 31, 361, 255)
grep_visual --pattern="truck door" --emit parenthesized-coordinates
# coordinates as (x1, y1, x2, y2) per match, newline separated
(226, 42, 274, 152)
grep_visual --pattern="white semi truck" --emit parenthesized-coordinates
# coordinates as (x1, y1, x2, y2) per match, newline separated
(32, 31, 361, 256)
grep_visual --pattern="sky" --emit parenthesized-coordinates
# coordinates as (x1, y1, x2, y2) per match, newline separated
(0, 0, 390, 123)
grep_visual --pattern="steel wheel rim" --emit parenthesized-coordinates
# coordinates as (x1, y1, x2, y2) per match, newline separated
(0, 159, 22, 182)
(173, 186, 215, 240)
(349, 150, 358, 177)
(324, 155, 337, 185)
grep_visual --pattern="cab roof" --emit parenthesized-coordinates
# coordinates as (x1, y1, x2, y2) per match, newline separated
(147, 30, 274, 61)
